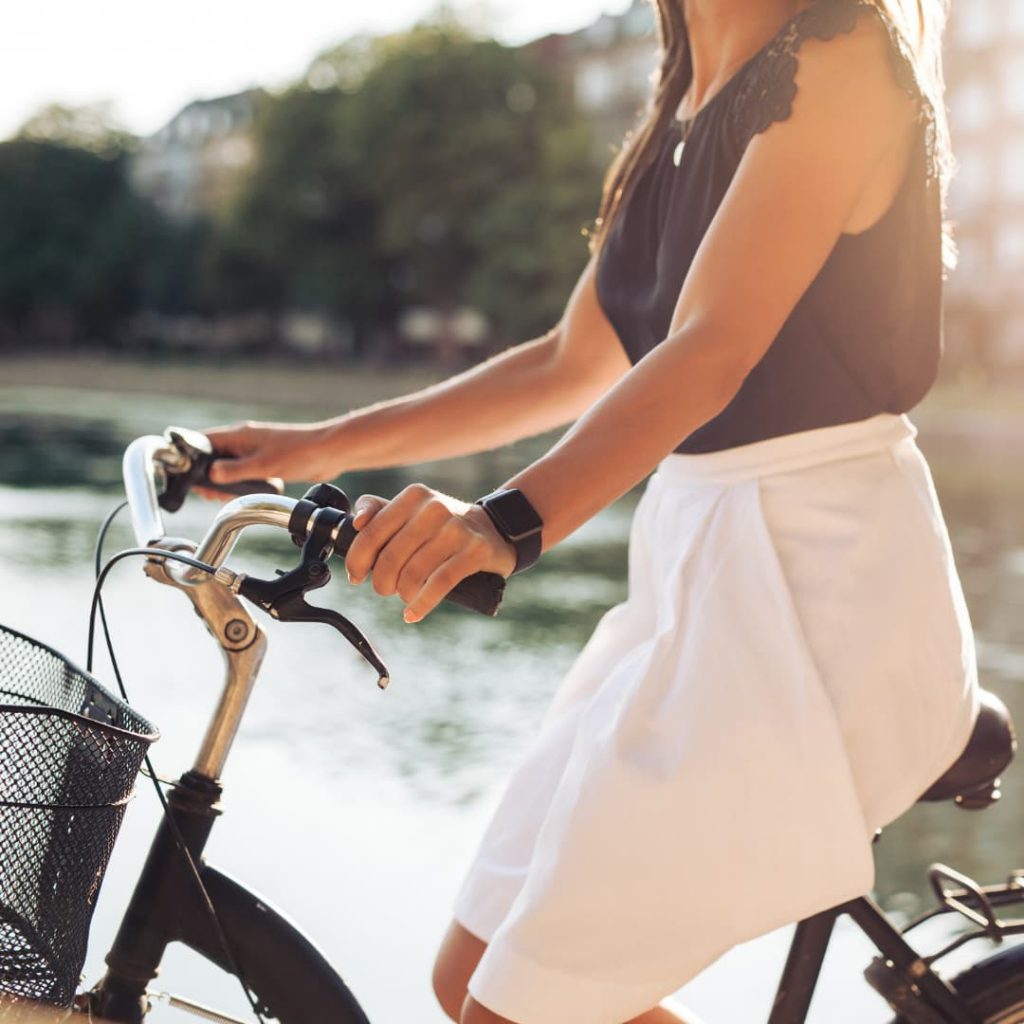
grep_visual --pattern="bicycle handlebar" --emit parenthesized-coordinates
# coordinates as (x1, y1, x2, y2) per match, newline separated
(121, 433, 506, 616)
(123, 435, 172, 549)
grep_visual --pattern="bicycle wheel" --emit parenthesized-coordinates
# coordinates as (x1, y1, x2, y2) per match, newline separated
(87, 865, 371, 1024)
(890, 943, 1024, 1024)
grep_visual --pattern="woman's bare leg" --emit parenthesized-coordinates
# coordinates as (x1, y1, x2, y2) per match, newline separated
(433, 921, 487, 1022)
(433, 920, 704, 1024)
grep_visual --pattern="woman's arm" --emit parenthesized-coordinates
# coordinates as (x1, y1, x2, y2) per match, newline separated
(206, 258, 629, 484)
(343, 8, 921, 618)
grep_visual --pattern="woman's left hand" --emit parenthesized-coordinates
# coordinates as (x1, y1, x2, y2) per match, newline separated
(344, 484, 517, 622)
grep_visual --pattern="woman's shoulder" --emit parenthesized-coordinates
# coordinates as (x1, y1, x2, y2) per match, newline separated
(726, 0, 938, 180)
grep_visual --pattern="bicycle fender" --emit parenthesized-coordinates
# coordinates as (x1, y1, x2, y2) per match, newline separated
(177, 863, 371, 1024)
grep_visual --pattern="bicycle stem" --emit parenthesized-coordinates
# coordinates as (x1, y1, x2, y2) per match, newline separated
(123, 436, 301, 781)
(145, 551, 265, 781)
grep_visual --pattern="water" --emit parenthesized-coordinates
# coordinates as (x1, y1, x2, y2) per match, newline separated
(0, 385, 1021, 1023)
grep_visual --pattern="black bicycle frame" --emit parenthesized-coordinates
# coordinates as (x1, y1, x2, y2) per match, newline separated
(86, 770, 369, 1024)
(768, 898, 965, 1024)
(768, 877, 1024, 1024)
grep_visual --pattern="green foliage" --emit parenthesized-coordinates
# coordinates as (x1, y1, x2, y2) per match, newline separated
(0, 139, 166, 345)
(17, 102, 136, 158)
(208, 85, 388, 333)
(1, 22, 604, 352)
(216, 23, 602, 344)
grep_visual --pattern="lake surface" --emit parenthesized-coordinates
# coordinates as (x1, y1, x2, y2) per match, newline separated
(0, 383, 1021, 1023)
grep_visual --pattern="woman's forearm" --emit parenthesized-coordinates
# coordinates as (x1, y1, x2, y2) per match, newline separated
(319, 327, 611, 472)
(503, 321, 750, 548)
(205, 324, 625, 487)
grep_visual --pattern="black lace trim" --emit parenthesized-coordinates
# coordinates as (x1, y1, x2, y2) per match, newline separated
(730, 0, 939, 182)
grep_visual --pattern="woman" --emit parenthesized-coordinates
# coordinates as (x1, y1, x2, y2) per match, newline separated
(205, 0, 979, 1021)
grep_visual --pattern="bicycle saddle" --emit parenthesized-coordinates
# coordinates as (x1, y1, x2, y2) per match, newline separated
(918, 689, 1017, 809)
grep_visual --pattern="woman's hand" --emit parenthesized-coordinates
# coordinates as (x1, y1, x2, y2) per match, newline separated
(346, 484, 517, 622)
(202, 421, 338, 492)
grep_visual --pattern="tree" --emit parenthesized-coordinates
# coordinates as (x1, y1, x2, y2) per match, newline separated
(0, 138, 165, 346)
(348, 24, 600, 339)
(207, 82, 389, 352)
(17, 102, 135, 158)
(215, 20, 602, 350)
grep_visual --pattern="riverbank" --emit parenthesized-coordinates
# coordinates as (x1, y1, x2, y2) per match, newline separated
(2, 352, 1022, 445)
(0, 353, 445, 419)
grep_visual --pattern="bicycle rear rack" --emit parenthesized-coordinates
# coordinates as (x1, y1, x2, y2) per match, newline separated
(900, 864, 1024, 964)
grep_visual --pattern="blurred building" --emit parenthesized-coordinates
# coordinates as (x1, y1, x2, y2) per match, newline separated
(131, 89, 263, 220)
(942, 0, 1024, 376)
(526, 0, 657, 157)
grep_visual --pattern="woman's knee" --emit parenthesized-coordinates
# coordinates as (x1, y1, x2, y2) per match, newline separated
(432, 920, 488, 1022)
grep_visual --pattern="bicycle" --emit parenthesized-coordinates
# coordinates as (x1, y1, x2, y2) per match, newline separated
(1, 425, 1022, 1024)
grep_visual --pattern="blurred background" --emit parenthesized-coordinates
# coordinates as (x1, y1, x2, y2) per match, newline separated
(0, 1, 1022, 1021)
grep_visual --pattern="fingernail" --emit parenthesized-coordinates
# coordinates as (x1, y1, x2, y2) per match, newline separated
(352, 509, 369, 528)
(348, 571, 362, 585)
(403, 608, 421, 624)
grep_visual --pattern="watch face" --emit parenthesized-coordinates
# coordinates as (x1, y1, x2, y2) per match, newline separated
(482, 489, 542, 542)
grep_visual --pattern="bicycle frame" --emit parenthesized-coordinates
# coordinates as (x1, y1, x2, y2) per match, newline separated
(768, 898, 966, 1024)
(89, 765, 367, 1023)
(87, 436, 1024, 1024)
(767, 870, 1024, 1024)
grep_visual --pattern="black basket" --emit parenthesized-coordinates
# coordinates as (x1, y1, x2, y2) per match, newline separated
(0, 625, 157, 1011)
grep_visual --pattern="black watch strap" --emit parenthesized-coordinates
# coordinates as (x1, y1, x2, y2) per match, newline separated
(475, 488, 543, 575)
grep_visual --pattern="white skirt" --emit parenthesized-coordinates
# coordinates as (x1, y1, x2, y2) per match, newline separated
(452, 412, 980, 1024)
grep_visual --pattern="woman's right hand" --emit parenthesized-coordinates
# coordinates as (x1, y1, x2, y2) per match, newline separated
(201, 420, 340, 494)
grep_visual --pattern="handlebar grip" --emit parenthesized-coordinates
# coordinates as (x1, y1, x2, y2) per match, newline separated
(442, 570, 506, 616)
(332, 518, 505, 617)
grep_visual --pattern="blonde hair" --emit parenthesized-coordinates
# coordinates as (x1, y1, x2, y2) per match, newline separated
(588, 0, 958, 274)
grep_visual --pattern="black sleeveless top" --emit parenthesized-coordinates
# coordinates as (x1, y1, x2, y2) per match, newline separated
(595, 0, 944, 454)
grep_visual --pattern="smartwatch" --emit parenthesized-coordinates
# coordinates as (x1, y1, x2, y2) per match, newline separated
(475, 488, 544, 575)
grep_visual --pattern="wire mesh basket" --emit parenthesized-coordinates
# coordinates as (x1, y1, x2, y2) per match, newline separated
(0, 624, 157, 1012)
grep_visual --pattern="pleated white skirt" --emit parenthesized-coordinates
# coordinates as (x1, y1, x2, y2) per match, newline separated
(452, 412, 979, 1024)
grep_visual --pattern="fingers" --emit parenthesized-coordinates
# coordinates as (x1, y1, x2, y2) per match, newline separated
(369, 502, 453, 597)
(346, 485, 444, 587)
(203, 423, 251, 457)
(346, 495, 389, 582)
(208, 454, 264, 485)
(200, 423, 260, 485)
(351, 494, 389, 531)
(193, 485, 234, 503)
(403, 547, 485, 623)
(400, 506, 516, 620)
(394, 524, 466, 602)
(345, 485, 514, 621)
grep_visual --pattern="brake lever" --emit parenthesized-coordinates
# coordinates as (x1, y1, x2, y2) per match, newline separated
(271, 585, 390, 690)
(238, 507, 390, 689)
